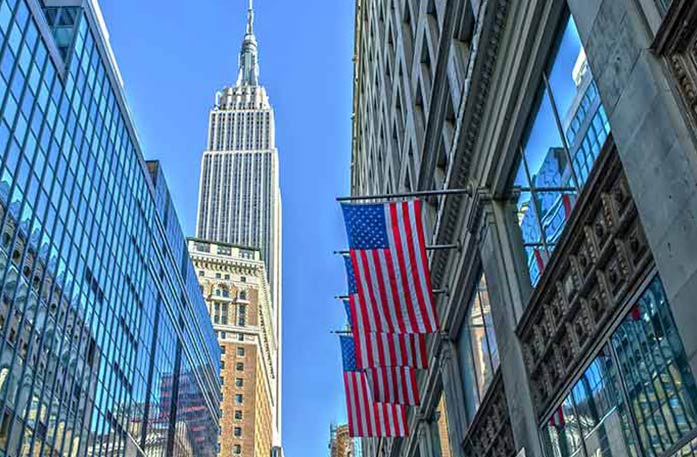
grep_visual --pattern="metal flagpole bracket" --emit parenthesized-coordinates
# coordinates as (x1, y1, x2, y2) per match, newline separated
(336, 187, 472, 203)
(432, 288, 449, 297)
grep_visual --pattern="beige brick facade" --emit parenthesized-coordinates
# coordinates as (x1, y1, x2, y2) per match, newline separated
(188, 239, 278, 457)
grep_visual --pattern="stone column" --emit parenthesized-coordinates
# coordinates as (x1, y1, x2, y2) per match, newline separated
(419, 417, 445, 457)
(474, 197, 543, 457)
(567, 0, 697, 379)
(439, 340, 466, 457)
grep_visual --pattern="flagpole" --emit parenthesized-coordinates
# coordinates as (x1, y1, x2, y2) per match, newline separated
(336, 185, 577, 203)
(336, 188, 471, 202)
(332, 243, 460, 255)
(335, 289, 447, 300)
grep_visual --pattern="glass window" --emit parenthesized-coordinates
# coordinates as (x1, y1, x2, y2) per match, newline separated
(195, 241, 210, 253)
(543, 276, 697, 457)
(514, 15, 610, 287)
(457, 273, 499, 422)
(237, 347, 245, 357)
(657, 0, 673, 15)
(234, 427, 242, 437)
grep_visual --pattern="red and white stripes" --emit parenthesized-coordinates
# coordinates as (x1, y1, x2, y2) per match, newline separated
(354, 332, 428, 370)
(344, 372, 408, 437)
(366, 367, 420, 405)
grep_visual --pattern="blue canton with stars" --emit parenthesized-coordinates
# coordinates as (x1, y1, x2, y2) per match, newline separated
(341, 203, 390, 249)
(343, 299, 353, 325)
(344, 255, 358, 294)
(340, 336, 358, 372)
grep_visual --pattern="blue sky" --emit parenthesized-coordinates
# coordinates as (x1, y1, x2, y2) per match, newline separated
(98, 0, 354, 455)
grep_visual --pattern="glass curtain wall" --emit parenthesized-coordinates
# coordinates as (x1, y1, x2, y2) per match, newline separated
(457, 274, 499, 423)
(514, 14, 611, 286)
(543, 276, 697, 457)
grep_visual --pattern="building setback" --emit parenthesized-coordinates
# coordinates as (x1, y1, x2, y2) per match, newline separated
(188, 239, 278, 457)
(195, 3, 282, 443)
(0, 0, 221, 456)
(350, 0, 697, 457)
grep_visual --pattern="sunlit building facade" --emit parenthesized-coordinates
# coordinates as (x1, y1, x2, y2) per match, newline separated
(188, 239, 278, 457)
(0, 0, 221, 455)
(195, 4, 282, 445)
(329, 424, 354, 457)
(350, 0, 697, 456)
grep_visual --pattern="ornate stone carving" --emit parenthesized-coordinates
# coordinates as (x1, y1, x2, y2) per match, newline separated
(462, 372, 516, 457)
(517, 142, 653, 420)
(653, 1, 697, 129)
(431, 0, 511, 288)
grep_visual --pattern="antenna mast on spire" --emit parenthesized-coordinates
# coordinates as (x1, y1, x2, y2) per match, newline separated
(246, 0, 255, 34)
(237, 0, 259, 86)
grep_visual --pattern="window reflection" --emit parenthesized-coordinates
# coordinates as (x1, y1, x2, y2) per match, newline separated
(515, 15, 610, 287)
(544, 277, 697, 457)
(457, 274, 499, 422)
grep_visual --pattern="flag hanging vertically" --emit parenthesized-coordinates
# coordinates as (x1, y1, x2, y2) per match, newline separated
(342, 200, 439, 334)
(353, 328, 428, 370)
(340, 336, 408, 437)
(344, 297, 428, 370)
(366, 366, 420, 405)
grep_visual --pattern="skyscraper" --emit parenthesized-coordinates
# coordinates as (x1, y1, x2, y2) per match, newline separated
(194, 0, 282, 446)
(0, 1, 221, 456)
(188, 239, 278, 457)
(195, 1, 281, 315)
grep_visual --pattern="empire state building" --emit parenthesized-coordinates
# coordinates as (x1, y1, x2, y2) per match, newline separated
(195, 0, 283, 443)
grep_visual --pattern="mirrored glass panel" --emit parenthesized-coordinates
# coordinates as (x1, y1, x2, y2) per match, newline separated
(543, 276, 697, 457)
(457, 273, 500, 423)
(514, 14, 610, 287)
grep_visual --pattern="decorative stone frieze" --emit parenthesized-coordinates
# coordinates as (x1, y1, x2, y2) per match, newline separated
(462, 372, 516, 457)
(430, 0, 511, 289)
(652, 1, 697, 129)
(517, 140, 653, 420)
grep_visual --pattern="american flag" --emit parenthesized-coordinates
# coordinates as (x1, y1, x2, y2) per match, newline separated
(366, 366, 420, 405)
(353, 326, 428, 370)
(344, 297, 428, 370)
(341, 336, 408, 437)
(342, 200, 439, 334)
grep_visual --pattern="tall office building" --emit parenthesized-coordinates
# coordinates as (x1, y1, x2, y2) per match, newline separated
(194, 0, 283, 447)
(188, 239, 278, 457)
(0, 0, 221, 456)
(349, 0, 697, 457)
(195, 0, 281, 321)
(329, 424, 354, 457)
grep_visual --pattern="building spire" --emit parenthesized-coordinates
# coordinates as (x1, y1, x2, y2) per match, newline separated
(247, 0, 254, 34)
(237, 0, 259, 86)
